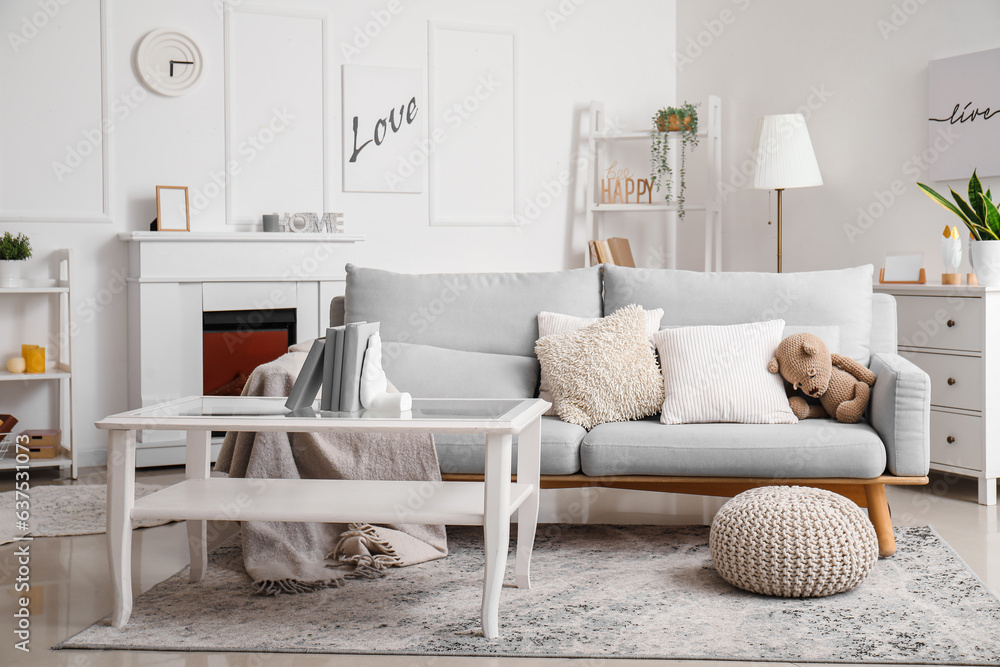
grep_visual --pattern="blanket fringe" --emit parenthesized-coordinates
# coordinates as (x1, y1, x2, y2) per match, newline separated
(252, 577, 343, 596)
(330, 522, 403, 567)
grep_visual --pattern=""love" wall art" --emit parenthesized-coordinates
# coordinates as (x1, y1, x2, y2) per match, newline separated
(342, 65, 425, 193)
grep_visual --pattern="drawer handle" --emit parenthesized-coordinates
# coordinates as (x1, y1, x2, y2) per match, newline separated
(947, 436, 956, 444)
(947, 319, 956, 327)
(947, 377, 957, 385)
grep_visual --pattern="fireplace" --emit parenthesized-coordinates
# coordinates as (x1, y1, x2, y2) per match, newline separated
(203, 308, 297, 396)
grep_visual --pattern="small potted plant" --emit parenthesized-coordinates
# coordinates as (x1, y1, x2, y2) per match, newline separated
(918, 170, 1000, 286)
(0, 232, 31, 288)
(650, 102, 700, 220)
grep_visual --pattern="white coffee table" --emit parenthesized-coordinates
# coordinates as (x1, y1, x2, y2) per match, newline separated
(96, 396, 549, 639)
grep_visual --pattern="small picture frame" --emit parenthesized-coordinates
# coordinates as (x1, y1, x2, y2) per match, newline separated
(880, 252, 926, 284)
(156, 186, 190, 232)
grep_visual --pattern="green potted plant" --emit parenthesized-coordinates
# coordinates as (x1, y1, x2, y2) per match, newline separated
(0, 232, 32, 288)
(917, 170, 1000, 286)
(650, 102, 699, 220)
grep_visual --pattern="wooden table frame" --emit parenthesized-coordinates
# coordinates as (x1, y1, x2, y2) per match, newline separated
(96, 397, 549, 639)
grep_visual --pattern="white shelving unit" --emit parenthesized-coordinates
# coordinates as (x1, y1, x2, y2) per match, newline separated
(0, 249, 77, 478)
(585, 96, 722, 270)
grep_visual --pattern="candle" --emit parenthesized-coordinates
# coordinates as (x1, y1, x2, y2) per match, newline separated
(262, 213, 280, 232)
(6, 356, 25, 373)
(23, 345, 45, 373)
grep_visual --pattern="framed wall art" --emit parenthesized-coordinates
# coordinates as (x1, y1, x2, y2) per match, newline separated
(342, 65, 425, 194)
(928, 47, 1000, 181)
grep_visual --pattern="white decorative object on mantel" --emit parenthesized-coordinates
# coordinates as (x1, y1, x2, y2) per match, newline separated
(360, 333, 411, 412)
(280, 212, 346, 234)
(119, 231, 364, 468)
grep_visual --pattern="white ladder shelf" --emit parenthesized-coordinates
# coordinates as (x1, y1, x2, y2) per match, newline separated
(584, 96, 722, 271)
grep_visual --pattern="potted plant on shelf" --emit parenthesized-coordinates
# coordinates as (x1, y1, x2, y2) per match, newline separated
(0, 232, 31, 288)
(650, 102, 700, 220)
(918, 170, 1000, 286)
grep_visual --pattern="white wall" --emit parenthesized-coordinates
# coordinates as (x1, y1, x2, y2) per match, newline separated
(0, 0, 677, 467)
(678, 0, 1000, 273)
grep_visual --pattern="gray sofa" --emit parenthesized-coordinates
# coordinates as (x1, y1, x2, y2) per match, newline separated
(335, 263, 931, 556)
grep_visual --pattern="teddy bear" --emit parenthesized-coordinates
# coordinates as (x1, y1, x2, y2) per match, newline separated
(767, 332, 876, 424)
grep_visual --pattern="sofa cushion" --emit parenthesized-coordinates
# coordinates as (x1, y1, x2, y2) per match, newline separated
(537, 307, 664, 415)
(604, 264, 875, 366)
(434, 416, 584, 475)
(344, 264, 603, 357)
(381, 342, 538, 399)
(653, 320, 797, 425)
(535, 305, 664, 430)
(580, 417, 886, 478)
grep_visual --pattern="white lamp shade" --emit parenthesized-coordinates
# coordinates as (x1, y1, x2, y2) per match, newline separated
(752, 114, 823, 190)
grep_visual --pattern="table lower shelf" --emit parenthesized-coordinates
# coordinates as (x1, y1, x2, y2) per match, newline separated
(130, 478, 534, 525)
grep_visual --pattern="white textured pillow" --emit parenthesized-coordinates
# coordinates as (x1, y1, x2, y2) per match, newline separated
(653, 320, 797, 425)
(535, 304, 664, 430)
(537, 308, 664, 415)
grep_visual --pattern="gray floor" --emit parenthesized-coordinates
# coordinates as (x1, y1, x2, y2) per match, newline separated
(1, 466, 998, 666)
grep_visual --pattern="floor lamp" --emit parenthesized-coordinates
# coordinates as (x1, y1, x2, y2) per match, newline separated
(751, 114, 823, 273)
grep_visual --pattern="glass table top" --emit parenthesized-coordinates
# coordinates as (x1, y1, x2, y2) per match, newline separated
(123, 397, 531, 423)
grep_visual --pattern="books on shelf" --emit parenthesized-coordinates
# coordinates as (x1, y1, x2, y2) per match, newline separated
(588, 237, 635, 267)
(286, 321, 381, 412)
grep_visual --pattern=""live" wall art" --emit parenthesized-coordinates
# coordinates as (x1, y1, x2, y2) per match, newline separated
(928, 47, 1000, 181)
(342, 65, 425, 193)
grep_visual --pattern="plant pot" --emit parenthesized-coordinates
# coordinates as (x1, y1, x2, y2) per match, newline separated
(656, 115, 692, 133)
(0, 260, 21, 288)
(970, 239, 1000, 287)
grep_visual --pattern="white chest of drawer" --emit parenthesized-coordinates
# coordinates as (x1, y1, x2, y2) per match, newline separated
(875, 283, 999, 505)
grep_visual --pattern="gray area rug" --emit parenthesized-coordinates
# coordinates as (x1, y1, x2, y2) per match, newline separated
(0, 483, 169, 545)
(59, 525, 1000, 663)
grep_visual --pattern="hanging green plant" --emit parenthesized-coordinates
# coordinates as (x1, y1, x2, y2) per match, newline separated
(650, 102, 699, 220)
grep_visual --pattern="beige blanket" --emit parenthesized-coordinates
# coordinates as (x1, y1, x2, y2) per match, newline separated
(214, 348, 447, 594)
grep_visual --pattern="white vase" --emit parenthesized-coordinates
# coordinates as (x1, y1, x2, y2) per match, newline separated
(970, 240, 1000, 287)
(0, 260, 21, 288)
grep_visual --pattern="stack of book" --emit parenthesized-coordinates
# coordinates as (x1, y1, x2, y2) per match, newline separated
(589, 237, 635, 266)
(285, 321, 380, 412)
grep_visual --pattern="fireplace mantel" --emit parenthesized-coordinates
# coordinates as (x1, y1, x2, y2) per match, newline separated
(118, 231, 366, 243)
(121, 231, 364, 466)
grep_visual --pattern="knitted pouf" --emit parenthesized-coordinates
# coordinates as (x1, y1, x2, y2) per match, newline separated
(709, 486, 879, 598)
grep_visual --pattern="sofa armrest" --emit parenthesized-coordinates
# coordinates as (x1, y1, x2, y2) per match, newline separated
(868, 352, 930, 477)
(330, 295, 346, 327)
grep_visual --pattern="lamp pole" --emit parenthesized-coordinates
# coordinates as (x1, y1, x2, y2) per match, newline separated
(776, 188, 783, 273)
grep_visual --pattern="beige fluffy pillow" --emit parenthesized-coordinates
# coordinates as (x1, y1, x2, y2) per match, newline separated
(536, 308, 664, 415)
(535, 304, 665, 429)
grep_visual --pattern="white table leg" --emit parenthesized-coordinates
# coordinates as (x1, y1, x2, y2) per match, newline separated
(482, 432, 512, 640)
(107, 429, 136, 628)
(515, 417, 541, 589)
(185, 430, 212, 583)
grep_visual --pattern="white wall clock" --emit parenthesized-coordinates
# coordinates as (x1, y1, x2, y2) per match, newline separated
(135, 29, 205, 97)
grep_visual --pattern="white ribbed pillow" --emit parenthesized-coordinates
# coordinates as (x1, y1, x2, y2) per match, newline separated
(535, 304, 664, 430)
(536, 308, 664, 415)
(653, 320, 797, 425)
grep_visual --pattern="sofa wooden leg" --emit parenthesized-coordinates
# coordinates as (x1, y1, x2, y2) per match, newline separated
(864, 484, 895, 557)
